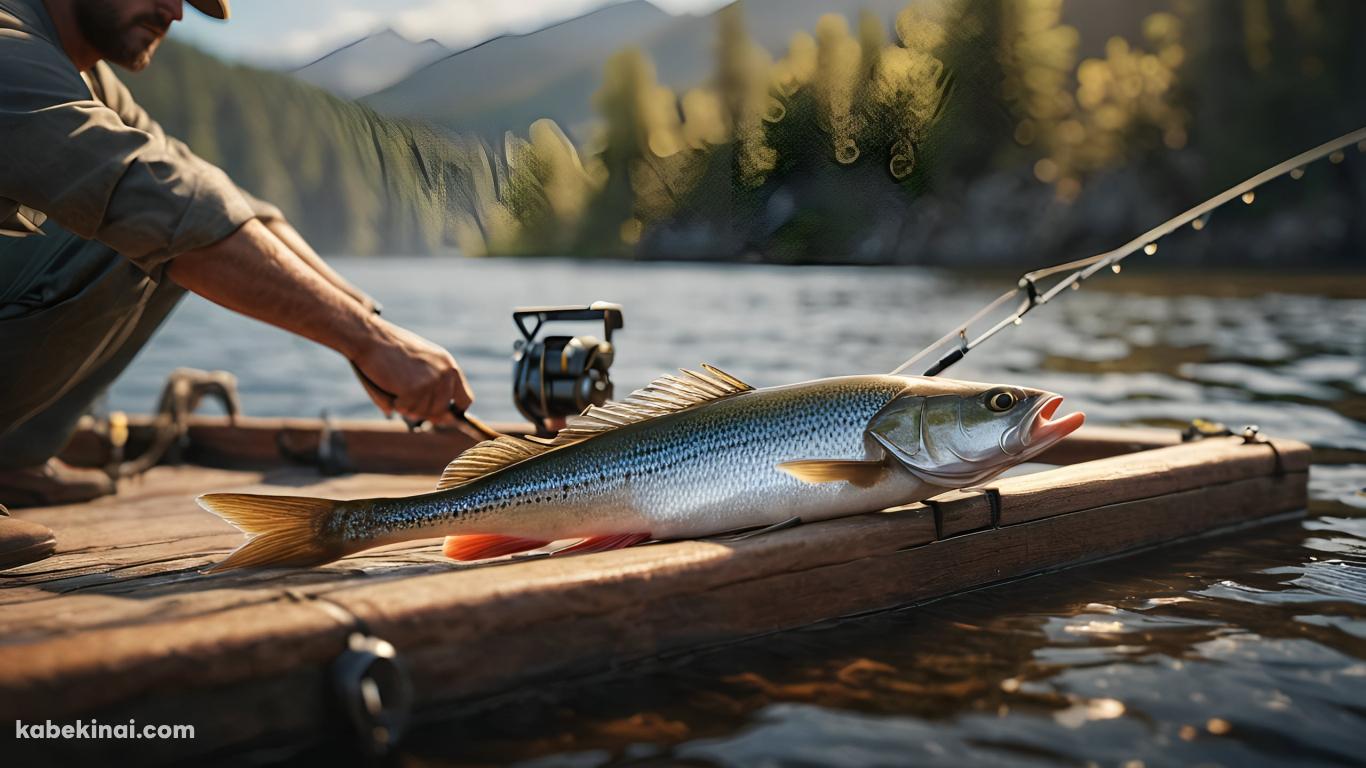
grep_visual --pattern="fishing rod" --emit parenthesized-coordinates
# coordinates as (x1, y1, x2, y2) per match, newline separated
(893, 126, 1366, 378)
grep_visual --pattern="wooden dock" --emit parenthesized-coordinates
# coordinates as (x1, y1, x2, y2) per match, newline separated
(0, 421, 1308, 763)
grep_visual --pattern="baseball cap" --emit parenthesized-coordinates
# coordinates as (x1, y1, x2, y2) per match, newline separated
(187, 0, 229, 20)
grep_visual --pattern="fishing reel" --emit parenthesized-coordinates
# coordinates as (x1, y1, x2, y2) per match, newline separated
(512, 302, 623, 435)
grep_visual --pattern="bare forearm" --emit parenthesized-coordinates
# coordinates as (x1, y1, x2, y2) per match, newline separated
(264, 219, 376, 312)
(166, 218, 472, 421)
(166, 219, 378, 359)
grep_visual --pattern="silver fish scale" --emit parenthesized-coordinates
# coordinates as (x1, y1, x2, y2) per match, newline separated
(350, 375, 925, 544)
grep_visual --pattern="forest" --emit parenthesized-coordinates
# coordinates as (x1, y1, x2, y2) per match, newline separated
(127, 0, 1366, 264)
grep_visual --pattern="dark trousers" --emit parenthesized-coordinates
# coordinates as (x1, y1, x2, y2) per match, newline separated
(0, 224, 184, 469)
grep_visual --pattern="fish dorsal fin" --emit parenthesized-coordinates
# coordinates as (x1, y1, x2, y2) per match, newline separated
(547, 364, 753, 447)
(435, 364, 753, 491)
(436, 435, 548, 490)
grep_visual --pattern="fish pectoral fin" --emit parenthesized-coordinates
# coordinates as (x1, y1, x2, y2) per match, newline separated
(443, 534, 551, 561)
(554, 532, 652, 555)
(776, 459, 886, 487)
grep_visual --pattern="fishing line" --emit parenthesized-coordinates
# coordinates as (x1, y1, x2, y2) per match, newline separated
(892, 126, 1366, 378)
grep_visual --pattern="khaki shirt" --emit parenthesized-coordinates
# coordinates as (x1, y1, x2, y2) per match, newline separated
(0, 0, 279, 272)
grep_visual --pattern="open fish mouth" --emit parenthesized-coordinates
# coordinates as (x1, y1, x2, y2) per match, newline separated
(1026, 395, 1086, 447)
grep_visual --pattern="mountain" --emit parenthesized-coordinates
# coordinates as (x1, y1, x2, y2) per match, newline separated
(363, 0, 917, 141)
(292, 28, 448, 99)
(363, 0, 673, 138)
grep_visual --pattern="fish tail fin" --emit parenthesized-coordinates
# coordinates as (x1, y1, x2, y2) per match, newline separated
(197, 493, 351, 572)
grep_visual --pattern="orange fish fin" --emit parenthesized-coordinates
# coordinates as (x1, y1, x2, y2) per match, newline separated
(442, 534, 551, 561)
(556, 532, 652, 555)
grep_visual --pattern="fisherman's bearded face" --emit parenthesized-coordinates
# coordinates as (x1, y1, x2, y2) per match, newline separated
(74, 0, 178, 72)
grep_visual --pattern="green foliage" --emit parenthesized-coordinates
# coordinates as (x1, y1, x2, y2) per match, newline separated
(130, 1, 1365, 262)
(124, 40, 484, 255)
(474, 2, 956, 261)
(990, 0, 1188, 200)
(492, 119, 600, 255)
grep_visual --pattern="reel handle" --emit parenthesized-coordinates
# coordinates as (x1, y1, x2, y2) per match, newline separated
(513, 301, 623, 344)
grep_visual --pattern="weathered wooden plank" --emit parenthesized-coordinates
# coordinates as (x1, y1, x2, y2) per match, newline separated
(11, 469, 1303, 764)
(880, 434, 1289, 541)
(0, 506, 941, 721)
(1, 468, 432, 580)
(0, 598, 354, 727)
(185, 416, 493, 473)
(1031, 425, 1179, 465)
(0, 432, 1310, 762)
(61, 414, 532, 473)
(993, 435, 1309, 526)
(924, 490, 994, 537)
(9, 667, 331, 768)
(329, 472, 1306, 708)
(0, 468, 441, 644)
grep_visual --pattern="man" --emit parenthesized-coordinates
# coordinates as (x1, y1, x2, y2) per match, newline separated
(0, 0, 475, 568)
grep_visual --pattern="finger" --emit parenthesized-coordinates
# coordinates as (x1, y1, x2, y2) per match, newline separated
(434, 368, 467, 420)
(405, 392, 439, 426)
(354, 371, 394, 417)
(415, 373, 448, 424)
(449, 365, 474, 412)
(394, 389, 431, 424)
(366, 391, 394, 419)
(399, 363, 445, 423)
(429, 370, 460, 425)
(429, 407, 459, 427)
(393, 397, 422, 423)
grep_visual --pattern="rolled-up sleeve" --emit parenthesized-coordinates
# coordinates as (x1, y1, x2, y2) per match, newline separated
(0, 32, 255, 271)
(231, 184, 284, 223)
(91, 64, 285, 224)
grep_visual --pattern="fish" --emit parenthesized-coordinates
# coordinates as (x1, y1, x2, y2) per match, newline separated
(196, 365, 1084, 571)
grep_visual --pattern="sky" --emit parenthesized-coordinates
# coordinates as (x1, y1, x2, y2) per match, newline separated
(173, 0, 732, 68)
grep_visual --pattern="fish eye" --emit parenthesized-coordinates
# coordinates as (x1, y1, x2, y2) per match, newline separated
(986, 389, 1017, 412)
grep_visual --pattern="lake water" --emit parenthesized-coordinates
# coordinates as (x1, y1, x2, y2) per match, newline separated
(114, 258, 1366, 766)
